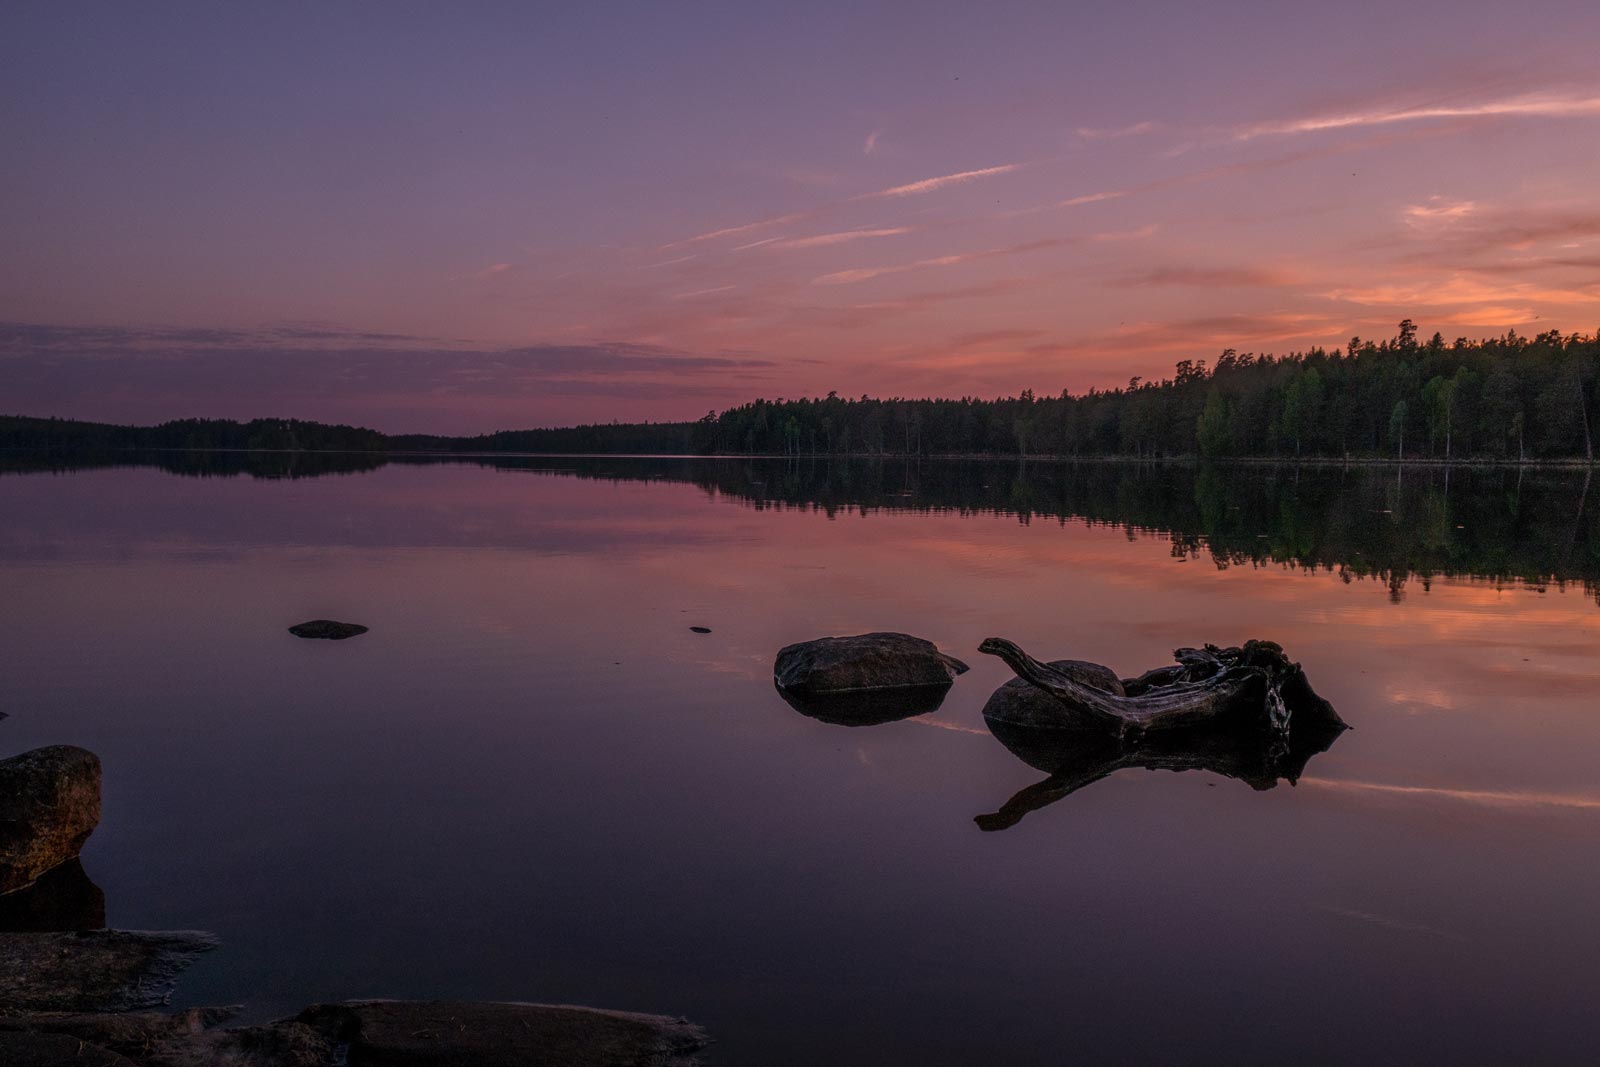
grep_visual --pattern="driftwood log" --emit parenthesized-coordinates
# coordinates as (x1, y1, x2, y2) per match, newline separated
(973, 638, 1349, 829)
(977, 638, 1344, 738)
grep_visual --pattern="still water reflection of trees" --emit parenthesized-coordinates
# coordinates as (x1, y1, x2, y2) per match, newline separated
(5, 450, 1596, 604)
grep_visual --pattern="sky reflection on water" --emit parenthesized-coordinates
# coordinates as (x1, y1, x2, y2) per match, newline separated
(1, 459, 1597, 1064)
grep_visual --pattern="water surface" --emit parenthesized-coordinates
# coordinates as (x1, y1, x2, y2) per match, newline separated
(3, 456, 1597, 1064)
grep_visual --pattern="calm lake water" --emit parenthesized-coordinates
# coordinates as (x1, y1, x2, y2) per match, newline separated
(3, 455, 1599, 1064)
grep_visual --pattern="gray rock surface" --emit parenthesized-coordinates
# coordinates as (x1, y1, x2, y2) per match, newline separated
(0, 1001, 710, 1067)
(0, 746, 101, 895)
(774, 632, 968, 695)
(0, 930, 219, 1014)
(0, 1031, 136, 1066)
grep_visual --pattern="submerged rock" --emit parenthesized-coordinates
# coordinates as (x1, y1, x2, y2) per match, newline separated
(777, 683, 955, 727)
(774, 632, 969, 696)
(296, 1000, 710, 1067)
(0, 929, 218, 1013)
(0, 745, 101, 895)
(287, 620, 368, 640)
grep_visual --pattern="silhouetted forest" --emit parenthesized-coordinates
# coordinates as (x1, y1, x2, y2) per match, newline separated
(5, 450, 1597, 604)
(0, 414, 694, 455)
(4, 323, 1599, 460)
(694, 323, 1600, 460)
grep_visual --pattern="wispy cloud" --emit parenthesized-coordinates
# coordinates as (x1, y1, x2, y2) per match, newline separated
(863, 130, 881, 155)
(671, 285, 735, 300)
(0, 320, 779, 429)
(1104, 312, 1344, 352)
(1324, 275, 1595, 309)
(639, 254, 698, 269)
(1075, 121, 1156, 140)
(1405, 197, 1478, 228)
(813, 237, 1072, 285)
(1115, 265, 1291, 288)
(1089, 223, 1158, 242)
(1059, 190, 1130, 207)
(475, 263, 514, 280)
(672, 212, 807, 247)
(1234, 90, 1600, 140)
(857, 163, 1024, 200)
(770, 227, 910, 250)
(731, 236, 784, 252)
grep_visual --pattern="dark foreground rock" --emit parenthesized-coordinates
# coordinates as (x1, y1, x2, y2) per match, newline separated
(0, 745, 101, 895)
(288, 620, 369, 640)
(774, 632, 969, 696)
(0, 929, 219, 1014)
(300, 1000, 710, 1067)
(0, 858, 105, 932)
(1, 1001, 709, 1067)
(0, 1031, 136, 1066)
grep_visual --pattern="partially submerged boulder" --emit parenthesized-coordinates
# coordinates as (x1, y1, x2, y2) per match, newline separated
(0, 746, 101, 895)
(0, 929, 218, 1014)
(288, 620, 368, 640)
(774, 632, 968, 696)
(777, 683, 956, 727)
(296, 1000, 710, 1067)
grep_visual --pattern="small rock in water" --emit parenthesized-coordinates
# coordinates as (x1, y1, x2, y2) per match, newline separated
(690, 626, 712, 634)
(288, 620, 368, 640)
(775, 632, 969, 695)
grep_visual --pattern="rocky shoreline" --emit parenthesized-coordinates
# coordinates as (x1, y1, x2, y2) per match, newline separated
(0, 742, 711, 1066)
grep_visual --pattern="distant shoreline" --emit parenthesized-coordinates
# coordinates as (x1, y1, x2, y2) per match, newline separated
(3, 442, 1597, 469)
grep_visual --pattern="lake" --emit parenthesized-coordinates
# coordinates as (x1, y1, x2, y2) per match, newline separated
(3, 455, 1598, 1064)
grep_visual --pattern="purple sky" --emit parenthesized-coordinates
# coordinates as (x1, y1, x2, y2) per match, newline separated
(4, 1, 1600, 433)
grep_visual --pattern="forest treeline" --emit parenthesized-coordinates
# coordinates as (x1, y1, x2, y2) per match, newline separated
(695, 323, 1600, 460)
(5, 322, 1599, 460)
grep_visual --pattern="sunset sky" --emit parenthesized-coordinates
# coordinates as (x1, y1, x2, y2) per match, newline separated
(5, 1, 1600, 433)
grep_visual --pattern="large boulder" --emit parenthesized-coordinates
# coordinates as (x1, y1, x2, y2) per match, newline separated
(0, 746, 101, 895)
(774, 632, 968, 696)
(296, 1000, 710, 1067)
